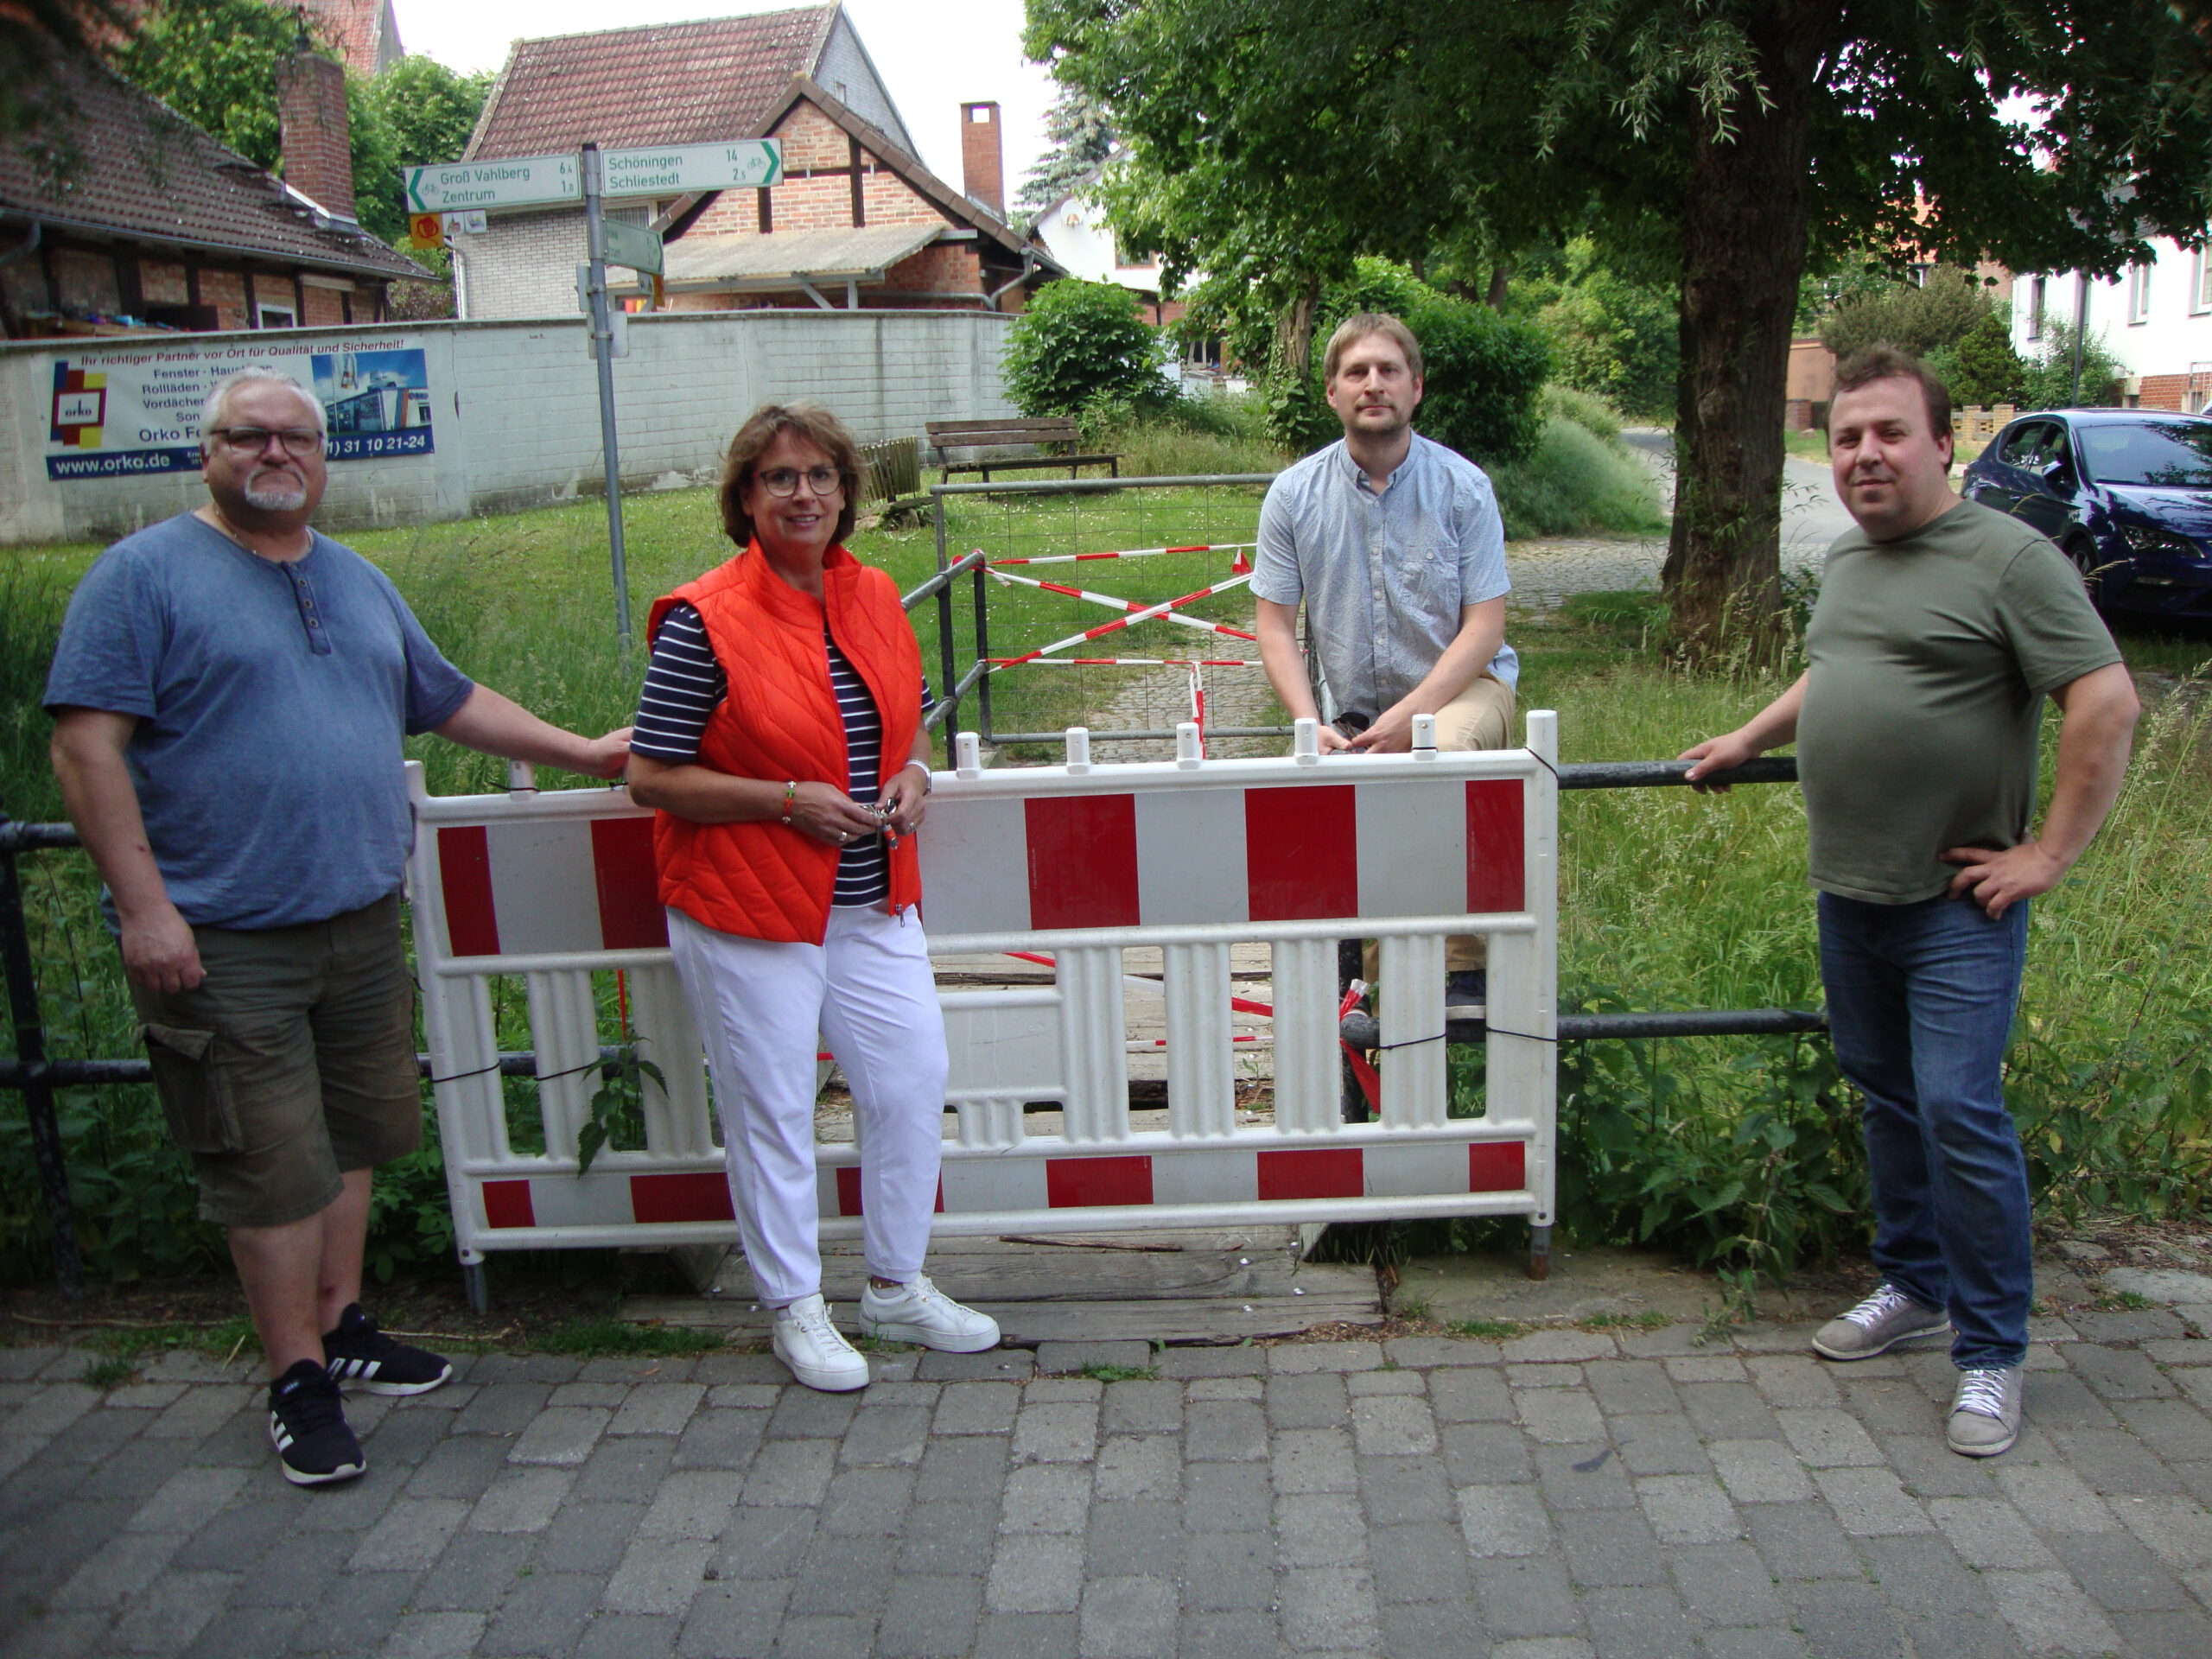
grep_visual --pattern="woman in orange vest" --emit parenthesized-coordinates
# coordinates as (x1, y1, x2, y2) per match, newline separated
(625, 403, 998, 1391)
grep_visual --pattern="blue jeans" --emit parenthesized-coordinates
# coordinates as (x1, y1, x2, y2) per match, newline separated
(1817, 891, 2032, 1370)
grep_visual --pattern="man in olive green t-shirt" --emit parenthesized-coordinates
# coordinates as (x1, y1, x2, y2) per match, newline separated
(1682, 349, 2139, 1459)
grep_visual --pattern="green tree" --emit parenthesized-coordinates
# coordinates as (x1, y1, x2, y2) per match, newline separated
(113, 3, 489, 245)
(1016, 84, 1116, 219)
(1511, 238, 1678, 422)
(1927, 311, 2027, 410)
(1029, 0, 2212, 655)
(1002, 277, 1166, 415)
(1818, 269, 1996, 360)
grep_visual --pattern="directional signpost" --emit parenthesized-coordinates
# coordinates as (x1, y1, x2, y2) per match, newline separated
(395, 138, 781, 652)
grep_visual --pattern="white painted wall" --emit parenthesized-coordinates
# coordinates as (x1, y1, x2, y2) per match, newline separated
(2012, 238, 2212, 405)
(1032, 194, 1165, 294)
(0, 309, 1016, 544)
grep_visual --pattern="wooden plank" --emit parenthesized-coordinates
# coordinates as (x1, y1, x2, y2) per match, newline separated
(626, 1291, 1381, 1345)
(620, 1225, 1383, 1345)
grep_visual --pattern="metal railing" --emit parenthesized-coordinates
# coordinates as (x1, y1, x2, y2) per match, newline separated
(1, 751, 1819, 1297)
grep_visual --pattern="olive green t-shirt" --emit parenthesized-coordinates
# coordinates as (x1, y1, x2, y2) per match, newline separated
(1796, 498, 2120, 904)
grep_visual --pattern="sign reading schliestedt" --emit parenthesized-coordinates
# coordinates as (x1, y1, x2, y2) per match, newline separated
(404, 155, 580, 213)
(599, 140, 783, 197)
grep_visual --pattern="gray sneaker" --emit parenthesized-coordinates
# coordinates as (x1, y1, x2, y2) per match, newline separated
(1811, 1284, 1950, 1361)
(1947, 1364, 2024, 1457)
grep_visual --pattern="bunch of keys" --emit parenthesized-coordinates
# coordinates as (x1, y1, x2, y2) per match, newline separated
(868, 798, 899, 848)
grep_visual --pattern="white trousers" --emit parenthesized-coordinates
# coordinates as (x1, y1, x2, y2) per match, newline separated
(665, 904, 949, 1306)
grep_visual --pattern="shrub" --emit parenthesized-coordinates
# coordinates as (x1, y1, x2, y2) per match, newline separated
(1515, 238, 1680, 421)
(1926, 309, 2025, 409)
(1264, 258, 1553, 466)
(1002, 279, 1168, 417)
(1818, 267, 1994, 360)
(1487, 416, 1666, 538)
(1541, 383, 1624, 444)
(2018, 321, 2128, 410)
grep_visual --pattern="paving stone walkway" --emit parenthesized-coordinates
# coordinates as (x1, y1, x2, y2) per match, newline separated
(7, 1311, 2212, 1658)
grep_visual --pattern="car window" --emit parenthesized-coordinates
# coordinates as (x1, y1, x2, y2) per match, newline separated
(1998, 423, 2054, 469)
(2076, 419, 2212, 487)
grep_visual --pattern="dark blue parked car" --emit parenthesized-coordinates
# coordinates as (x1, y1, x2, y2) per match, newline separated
(1960, 409, 2212, 618)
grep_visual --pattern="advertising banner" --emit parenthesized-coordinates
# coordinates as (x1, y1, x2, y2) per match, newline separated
(45, 335, 435, 482)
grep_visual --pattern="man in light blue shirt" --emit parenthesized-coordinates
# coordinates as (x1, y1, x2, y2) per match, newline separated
(1252, 312, 1518, 1007)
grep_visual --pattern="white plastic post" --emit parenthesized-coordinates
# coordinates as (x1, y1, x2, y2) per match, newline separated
(1411, 713, 1437, 754)
(506, 760, 537, 798)
(1175, 721, 1204, 768)
(955, 731, 982, 779)
(1065, 727, 1092, 774)
(1294, 717, 1321, 765)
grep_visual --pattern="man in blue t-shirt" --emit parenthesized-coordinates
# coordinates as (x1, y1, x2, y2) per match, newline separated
(45, 370, 630, 1487)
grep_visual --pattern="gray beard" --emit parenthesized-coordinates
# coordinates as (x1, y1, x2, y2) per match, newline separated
(243, 479, 308, 512)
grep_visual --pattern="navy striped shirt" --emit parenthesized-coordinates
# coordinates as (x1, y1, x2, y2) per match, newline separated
(633, 602, 924, 907)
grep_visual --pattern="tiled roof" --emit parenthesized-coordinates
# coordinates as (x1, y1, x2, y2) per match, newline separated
(661, 222, 939, 287)
(467, 8, 836, 162)
(0, 54, 430, 283)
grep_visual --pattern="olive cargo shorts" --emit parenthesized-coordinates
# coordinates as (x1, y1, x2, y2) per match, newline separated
(129, 892, 422, 1229)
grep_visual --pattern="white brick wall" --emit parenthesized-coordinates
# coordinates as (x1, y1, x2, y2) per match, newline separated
(0, 309, 1017, 543)
(450, 208, 594, 321)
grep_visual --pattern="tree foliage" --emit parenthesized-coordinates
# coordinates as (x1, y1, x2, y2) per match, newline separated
(1, 3, 132, 178)
(2018, 321, 2128, 410)
(1016, 84, 1116, 219)
(1926, 310, 2028, 410)
(113, 0, 489, 243)
(1510, 238, 1678, 422)
(1818, 269, 1997, 361)
(1028, 0, 2212, 651)
(1002, 277, 1166, 415)
(1259, 257, 1551, 465)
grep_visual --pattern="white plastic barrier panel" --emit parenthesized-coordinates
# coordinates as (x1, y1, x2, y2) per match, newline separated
(405, 713, 1558, 1266)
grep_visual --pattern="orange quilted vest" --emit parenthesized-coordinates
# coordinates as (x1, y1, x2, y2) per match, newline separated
(645, 542, 924, 944)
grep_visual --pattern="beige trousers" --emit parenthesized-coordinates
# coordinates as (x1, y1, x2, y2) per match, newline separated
(1359, 671, 1517, 977)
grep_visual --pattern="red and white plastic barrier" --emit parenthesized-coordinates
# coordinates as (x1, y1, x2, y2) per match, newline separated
(405, 713, 1558, 1261)
(988, 542, 1256, 569)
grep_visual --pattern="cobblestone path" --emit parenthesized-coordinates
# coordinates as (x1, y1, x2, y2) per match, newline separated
(7, 1310, 2212, 1657)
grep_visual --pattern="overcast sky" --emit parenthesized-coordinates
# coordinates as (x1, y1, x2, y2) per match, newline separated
(387, 0, 1058, 203)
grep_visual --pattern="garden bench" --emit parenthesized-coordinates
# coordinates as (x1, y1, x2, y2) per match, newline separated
(926, 417, 1121, 483)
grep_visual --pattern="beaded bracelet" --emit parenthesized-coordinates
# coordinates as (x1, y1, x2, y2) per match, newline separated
(779, 779, 798, 824)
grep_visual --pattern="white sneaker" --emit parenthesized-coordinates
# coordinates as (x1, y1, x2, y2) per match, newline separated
(857, 1273, 1001, 1352)
(772, 1294, 871, 1392)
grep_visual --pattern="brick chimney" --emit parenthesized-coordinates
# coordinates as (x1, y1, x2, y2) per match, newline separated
(961, 101, 1004, 220)
(277, 43, 357, 221)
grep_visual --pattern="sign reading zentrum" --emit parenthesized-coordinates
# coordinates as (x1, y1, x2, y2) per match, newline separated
(403, 141, 781, 214)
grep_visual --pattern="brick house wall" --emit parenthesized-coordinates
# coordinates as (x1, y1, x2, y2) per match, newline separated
(2135, 373, 2189, 412)
(451, 208, 594, 321)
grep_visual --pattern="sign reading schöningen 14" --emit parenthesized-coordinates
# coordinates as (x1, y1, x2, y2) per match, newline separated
(600, 141, 783, 196)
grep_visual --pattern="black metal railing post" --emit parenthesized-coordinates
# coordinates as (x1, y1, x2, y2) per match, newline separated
(932, 492, 958, 738)
(0, 811, 85, 1299)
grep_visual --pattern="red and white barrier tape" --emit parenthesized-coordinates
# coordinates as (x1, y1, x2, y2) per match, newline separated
(988, 568, 1260, 645)
(995, 573, 1258, 668)
(988, 542, 1256, 569)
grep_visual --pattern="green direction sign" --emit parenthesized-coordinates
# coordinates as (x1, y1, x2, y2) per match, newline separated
(404, 154, 580, 213)
(600, 140, 784, 199)
(600, 219, 664, 276)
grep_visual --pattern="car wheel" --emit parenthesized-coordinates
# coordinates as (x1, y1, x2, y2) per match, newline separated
(2065, 536, 2107, 608)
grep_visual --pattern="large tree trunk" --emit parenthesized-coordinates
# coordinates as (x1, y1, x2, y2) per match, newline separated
(1661, 10, 1824, 661)
(1274, 272, 1321, 382)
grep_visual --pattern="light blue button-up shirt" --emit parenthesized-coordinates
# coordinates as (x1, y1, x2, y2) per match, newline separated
(1251, 432, 1517, 720)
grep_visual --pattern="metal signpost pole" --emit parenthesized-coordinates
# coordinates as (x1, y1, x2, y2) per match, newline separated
(581, 143, 632, 654)
(2070, 270, 2091, 406)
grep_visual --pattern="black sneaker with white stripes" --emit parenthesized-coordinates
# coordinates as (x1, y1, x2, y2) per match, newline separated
(322, 1303, 453, 1395)
(268, 1359, 365, 1486)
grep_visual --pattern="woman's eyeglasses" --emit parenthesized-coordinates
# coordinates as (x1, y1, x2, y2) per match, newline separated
(756, 465, 842, 498)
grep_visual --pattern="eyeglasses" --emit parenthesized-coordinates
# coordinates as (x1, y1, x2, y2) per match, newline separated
(207, 427, 325, 457)
(755, 465, 842, 498)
